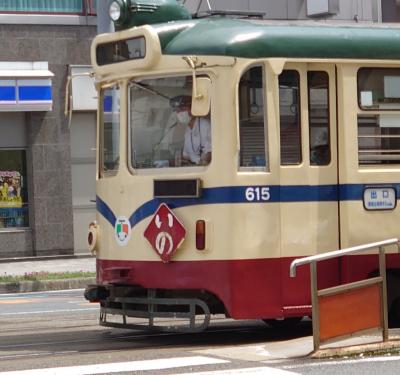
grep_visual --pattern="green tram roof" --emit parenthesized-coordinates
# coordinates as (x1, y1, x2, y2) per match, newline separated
(152, 18, 400, 60)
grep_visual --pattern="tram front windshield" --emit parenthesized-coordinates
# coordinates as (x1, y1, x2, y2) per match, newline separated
(129, 75, 210, 169)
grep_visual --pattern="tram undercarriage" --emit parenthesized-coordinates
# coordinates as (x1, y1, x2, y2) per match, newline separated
(85, 285, 225, 332)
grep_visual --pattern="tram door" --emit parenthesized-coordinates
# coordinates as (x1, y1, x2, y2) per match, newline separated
(278, 63, 340, 309)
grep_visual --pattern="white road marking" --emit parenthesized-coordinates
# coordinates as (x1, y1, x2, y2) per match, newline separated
(181, 366, 299, 374)
(0, 351, 78, 360)
(281, 354, 400, 370)
(194, 344, 274, 361)
(0, 289, 85, 297)
(0, 308, 98, 316)
(0, 356, 229, 375)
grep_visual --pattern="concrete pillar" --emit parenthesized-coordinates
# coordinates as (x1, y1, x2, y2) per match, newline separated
(97, 0, 114, 34)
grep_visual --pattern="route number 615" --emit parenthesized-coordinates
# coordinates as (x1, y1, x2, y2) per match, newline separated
(245, 187, 270, 201)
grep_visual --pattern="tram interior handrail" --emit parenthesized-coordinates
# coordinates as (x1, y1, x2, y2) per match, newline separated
(290, 238, 400, 278)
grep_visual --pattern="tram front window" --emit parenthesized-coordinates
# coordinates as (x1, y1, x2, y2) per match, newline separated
(129, 76, 211, 169)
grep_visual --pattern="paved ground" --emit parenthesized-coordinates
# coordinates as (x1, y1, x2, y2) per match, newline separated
(0, 255, 96, 276)
(0, 255, 96, 294)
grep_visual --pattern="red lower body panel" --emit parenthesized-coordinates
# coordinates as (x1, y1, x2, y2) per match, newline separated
(97, 257, 343, 320)
(97, 254, 400, 320)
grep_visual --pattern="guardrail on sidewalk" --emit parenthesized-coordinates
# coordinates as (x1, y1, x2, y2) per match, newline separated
(290, 238, 400, 351)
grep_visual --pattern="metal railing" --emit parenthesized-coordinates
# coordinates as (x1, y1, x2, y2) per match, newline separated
(290, 238, 400, 351)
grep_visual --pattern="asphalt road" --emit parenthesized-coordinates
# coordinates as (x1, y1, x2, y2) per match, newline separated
(1, 290, 400, 374)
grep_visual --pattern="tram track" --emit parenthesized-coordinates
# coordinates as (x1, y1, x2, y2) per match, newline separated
(0, 324, 278, 363)
(0, 319, 311, 354)
(0, 317, 99, 334)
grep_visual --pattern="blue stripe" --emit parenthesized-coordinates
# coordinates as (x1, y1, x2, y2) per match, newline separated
(96, 196, 116, 227)
(18, 86, 52, 101)
(0, 86, 16, 101)
(97, 183, 400, 229)
(339, 184, 367, 201)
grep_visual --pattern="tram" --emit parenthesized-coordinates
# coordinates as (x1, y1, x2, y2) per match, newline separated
(85, 0, 400, 331)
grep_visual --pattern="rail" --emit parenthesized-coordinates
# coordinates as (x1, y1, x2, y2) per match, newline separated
(290, 238, 400, 351)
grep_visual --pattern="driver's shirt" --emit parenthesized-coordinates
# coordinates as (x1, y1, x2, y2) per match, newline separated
(182, 118, 211, 164)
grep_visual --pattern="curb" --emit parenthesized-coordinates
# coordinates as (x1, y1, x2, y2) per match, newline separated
(0, 254, 94, 264)
(0, 277, 96, 294)
(312, 340, 400, 359)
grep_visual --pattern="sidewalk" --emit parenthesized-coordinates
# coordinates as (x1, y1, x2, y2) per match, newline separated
(0, 255, 96, 293)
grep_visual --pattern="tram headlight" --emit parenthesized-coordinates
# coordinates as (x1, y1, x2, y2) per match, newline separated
(88, 221, 99, 254)
(109, 0, 128, 23)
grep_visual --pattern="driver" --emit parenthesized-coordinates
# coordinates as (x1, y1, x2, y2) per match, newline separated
(170, 95, 211, 165)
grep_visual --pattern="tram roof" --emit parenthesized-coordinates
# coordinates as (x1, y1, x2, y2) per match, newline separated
(152, 18, 400, 60)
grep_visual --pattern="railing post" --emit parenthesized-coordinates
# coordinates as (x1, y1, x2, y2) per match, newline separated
(310, 261, 320, 351)
(290, 239, 398, 351)
(379, 247, 389, 342)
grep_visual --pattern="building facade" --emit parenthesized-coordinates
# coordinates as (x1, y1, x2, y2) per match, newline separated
(0, 2, 96, 258)
(186, 0, 400, 23)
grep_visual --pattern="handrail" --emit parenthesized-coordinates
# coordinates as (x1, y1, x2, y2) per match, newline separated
(290, 238, 400, 278)
(290, 237, 400, 351)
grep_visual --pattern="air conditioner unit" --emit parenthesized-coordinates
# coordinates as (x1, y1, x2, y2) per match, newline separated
(307, 0, 339, 17)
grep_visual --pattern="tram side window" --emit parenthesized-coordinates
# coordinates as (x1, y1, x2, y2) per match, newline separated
(279, 70, 301, 165)
(101, 86, 120, 175)
(308, 71, 330, 166)
(358, 68, 400, 164)
(238, 66, 267, 169)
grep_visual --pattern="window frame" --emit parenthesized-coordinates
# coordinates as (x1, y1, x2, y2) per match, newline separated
(357, 67, 400, 111)
(279, 69, 302, 166)
(127, 73, 213, 174)
(99, 84, 121, 178)
(357, 66, 400, 166)
(308, 70, 331, 166)
(237, 64, 269, 172)
(0, 147, 30, 231)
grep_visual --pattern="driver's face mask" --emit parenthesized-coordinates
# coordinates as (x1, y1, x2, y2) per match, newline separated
(176, 110, 191, 126)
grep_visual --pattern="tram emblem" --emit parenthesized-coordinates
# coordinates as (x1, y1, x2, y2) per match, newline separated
(114, 216, 132, 246)
(144, 203, 186, 263)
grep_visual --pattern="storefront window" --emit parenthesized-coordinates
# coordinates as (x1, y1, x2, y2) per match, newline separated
(0, 149, 29, 229)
